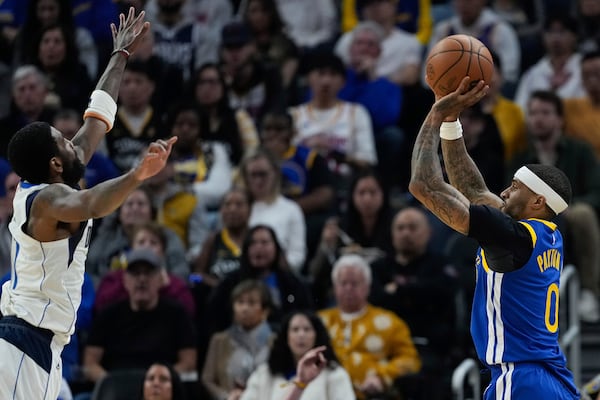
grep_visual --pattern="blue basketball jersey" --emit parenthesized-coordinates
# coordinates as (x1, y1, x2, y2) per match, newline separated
(471, 218, 566, 365)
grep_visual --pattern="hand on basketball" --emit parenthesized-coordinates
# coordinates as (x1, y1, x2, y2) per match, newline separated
(133, 137, 178, 181)
(110, 7, 150, 55)
(433, 76, 489, 121)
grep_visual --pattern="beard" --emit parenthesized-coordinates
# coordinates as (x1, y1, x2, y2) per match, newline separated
(62, 157, 86, 188)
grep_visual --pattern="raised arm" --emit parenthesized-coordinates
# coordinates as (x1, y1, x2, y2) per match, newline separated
(72, 7, 150, 164)
(408, 78, 488, 235)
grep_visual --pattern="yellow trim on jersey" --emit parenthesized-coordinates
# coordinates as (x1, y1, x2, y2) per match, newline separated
(481, 249, 490, 273)
(518, 221, 537, 248)
(306, 150, 317, 169)
(527, 218, 557, 231)
(283, 146, 296, 160)
(221, 229, 241, 257)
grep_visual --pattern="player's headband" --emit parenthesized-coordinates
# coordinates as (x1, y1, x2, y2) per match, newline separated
(514, 166, 568, 214)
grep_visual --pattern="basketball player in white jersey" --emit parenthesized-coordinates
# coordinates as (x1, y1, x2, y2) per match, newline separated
(0, 8, 177, 400)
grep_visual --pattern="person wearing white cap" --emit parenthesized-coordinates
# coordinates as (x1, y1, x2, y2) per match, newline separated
(409, 77, 579, 399)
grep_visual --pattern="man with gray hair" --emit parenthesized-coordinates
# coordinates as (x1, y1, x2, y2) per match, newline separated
(318, 253, 421, 399)
(0, 65, 56, 158)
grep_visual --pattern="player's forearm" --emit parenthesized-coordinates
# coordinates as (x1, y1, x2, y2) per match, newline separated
(81, 170, 143, 219)
(441, 137, 489, 201)
(95, 53, 128, 101)
(409, 110, 445, 194)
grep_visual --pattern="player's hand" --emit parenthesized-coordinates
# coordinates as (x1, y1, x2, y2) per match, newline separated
(110, 7, 150, 56)
(433, 76, 488, 121)
(296, 346, 327, 385)
(133, 137, 177, 181)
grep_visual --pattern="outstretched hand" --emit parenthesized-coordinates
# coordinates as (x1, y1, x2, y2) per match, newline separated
(296, 346, 327, 386)
(110, 7, 150, 55)
(433, 77, 489, 122)
(133, 137, 178, 181)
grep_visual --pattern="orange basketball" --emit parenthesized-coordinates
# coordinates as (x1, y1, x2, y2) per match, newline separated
(425, 34, 494, 97)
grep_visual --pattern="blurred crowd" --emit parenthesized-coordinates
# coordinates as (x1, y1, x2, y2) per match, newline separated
(1, 0, 600, 399)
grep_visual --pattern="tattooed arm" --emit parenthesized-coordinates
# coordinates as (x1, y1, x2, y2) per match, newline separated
(409, 78, 489, 235)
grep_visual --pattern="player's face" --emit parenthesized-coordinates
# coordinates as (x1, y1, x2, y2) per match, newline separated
(287, 314, 316, 361)
(334, 266, 369, 313)
(392, 209, 431, 255)
(143, 364, 173, 400)
(500, 179, 534, 220)
(233, 290, 267, 330)
(220, 190, 250, 229)
(51, 128, 85, 187)
(247, 228, 277, 269)
(352, 176, 384, 218)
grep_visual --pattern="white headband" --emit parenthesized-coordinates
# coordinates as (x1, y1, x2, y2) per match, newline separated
(514, 166, 568, 214)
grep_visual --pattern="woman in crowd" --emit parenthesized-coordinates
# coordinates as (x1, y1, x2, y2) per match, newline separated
(141, 362, 187, 400)
(240, 310, 355, 400)
(202, 280, 274, 400)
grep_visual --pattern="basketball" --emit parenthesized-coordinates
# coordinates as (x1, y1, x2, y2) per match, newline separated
(425, 34, 494, 97)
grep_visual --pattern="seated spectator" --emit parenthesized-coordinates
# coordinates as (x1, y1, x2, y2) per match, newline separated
(167, 102, 233, 219)
(243, 0, 299, 92)
(260, 111, 335, 260)
(319, 254, 421, 399)
(202, 280, 274, 400)
(219, 21, 285, 124)
(193, 187, 251, 287)
(575, 0, 600, 52)
(94, 221, 196, 317)
(86, 187, 189, 285)
(370, 207, 461, 399)
(310, 170, 392, 308)
(514, 14, 585, 111)
(0, 171, 18, 276)
(280, 346, 330, 400)
(107, 60, 166, 173)
(564, 50, 600, 158)
(207, 225, 312, 333)
(33, 24, 93, 112)
(240, 310, 355, 400)
(141, 362, 188, 400)
(0, 65, 56, 158)
(83, 248, 197, 383)
(240, 148, 307, 272)
(289, 53, 377, 199)
(193, 63, 259, 166)
(337, 1, 423, 85)
(53, 108, 119, 188)
(13, 0, 98, 80)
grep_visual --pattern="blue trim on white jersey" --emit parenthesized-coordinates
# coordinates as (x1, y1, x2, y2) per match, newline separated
(67, 222, 87, 267)
(11, 242, 19, 289)
(0, 316, 53, 374)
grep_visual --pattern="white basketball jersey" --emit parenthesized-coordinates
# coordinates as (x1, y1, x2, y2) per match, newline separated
(0, 182, 93, 343)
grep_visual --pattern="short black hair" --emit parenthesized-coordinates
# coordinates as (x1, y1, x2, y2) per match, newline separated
(125, 59, 156, 82)
(267, 310, 339, 376)
(231, 279, 272, 310)
(7, 121, 58, 184)
(303, 51, 346, 77)
(526, 164, 572, 217)
(528, 90, 564, 117)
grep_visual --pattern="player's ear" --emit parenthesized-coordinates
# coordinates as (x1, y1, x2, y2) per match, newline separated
(50, 157, 63, 174)
(531, 195, 546, 211)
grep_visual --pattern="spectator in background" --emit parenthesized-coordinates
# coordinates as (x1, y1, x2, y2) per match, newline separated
(207, 225, 312, 333)
(428, 0, 521, 90)
(336, 0, 423, 86)
(202, 280, 274, 400)
(507, 90, 600, 323)
(337, 22, 404, 189)
(193, 63, 259, 166)
(319, 254, 421, 399)
(480, 51, 527, 162)
(240, 310, 355, 400)
(260, 111, 335, 261)
(141, 362, 188, 400)
(370, 207, 461, 400)
(86, 187, 189, 285)
(243, 0, 299, 93)
(0, 171, 18, 276)
(193, 187, 251, 287)
(241, 148, 307, 272)
(220, 21, 286, 124)
(107, 60, 166, 173)
(13, 0, 98, 80)
(150, 0, 219, 82)
(52, 109, 119, 188)
(575, 0, 600, 52)
(564, 50, 600, 158)
(33, 24, 93, 112)
(514, 14, 585, 111)
(0, 65, 56, 158)
(83, 248, 197, 384)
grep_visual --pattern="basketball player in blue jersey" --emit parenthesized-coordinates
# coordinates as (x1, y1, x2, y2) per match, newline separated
(409, 76, 580, 399)
(0, 8, 178, 400)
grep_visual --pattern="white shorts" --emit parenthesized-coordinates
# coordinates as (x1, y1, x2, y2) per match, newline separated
(0, 316, 64, 400)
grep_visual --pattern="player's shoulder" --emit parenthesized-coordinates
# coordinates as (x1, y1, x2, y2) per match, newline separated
(34, 183, 77, 202)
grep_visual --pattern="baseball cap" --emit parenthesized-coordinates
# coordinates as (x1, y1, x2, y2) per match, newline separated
(126, 248, 162, 272)
(221, 21, 253, 48)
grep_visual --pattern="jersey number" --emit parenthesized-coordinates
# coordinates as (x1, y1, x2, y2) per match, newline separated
(545, 283, 559, 333)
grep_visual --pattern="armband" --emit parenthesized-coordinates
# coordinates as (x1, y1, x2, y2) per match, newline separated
(83, 90, 117, 132)
(110, 48, 130, 59)
(440, 120, 463, 140)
